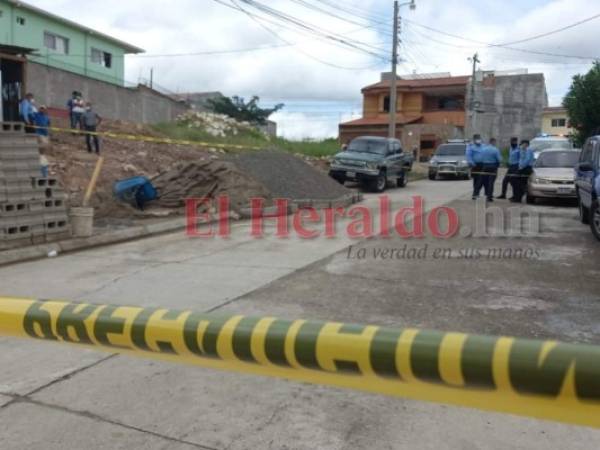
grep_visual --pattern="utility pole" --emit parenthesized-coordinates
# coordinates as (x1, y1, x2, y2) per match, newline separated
(150, 68, 154, 89)
(388, 1, 416, 139)
(468, 53, 480, 138)
(388, 1, 400, 138)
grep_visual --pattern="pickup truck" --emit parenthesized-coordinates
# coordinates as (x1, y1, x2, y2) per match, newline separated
(329, 136, 412, 192)
(575, 135, 600, 241)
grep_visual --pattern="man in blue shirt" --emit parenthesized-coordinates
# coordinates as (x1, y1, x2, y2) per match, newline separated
(19, 93, 36, 133)
(467, 134, 502, 201)
(511, 140, 535, 203)
(497, 137, 520, 199)
(34, 106, 51, 138)
(466, 134, 485, 199)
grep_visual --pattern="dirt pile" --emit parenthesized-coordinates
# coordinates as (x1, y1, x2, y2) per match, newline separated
(227, 151, 350, 200)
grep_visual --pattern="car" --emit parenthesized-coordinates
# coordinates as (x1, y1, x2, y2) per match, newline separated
(526, 149, 581, 204)
(428, 141, 470, 180)
(575, 136, 600, 241)
(329, 136, 410, 192)
(530, 135, 573, 160)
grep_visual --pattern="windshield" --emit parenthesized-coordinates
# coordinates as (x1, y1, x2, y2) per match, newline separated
(347, 139, 388, 155)
(531, 140, 572, 153)
(535, 151, 580, 168)
(435, 144, 466, 156)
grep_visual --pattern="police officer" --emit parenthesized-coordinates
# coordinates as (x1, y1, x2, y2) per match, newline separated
(511, 139, 534, 203)
(466, 134, 484, 200)
(487, 138, 501, 198)
(478, 139, 502, 202)
(497, 137, 520, 199)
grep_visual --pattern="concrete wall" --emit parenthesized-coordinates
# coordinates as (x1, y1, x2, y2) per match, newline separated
(466, 72, 548, 148)
(28, 62, 188, 124)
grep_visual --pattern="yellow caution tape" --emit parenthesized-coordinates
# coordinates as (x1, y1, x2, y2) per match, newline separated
(1, 296, 599, 428)
(30, 125, 266, 151)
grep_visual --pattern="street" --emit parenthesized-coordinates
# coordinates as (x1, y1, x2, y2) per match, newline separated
(1, 176, 600, 449)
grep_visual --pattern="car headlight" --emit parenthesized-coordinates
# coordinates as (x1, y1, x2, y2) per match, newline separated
(332, 159, 341, 165)
(366, 162, 378, 170)
(534, 177, 550, 184)
(458, 160, 469, 167)
(430, 158, 438, 165)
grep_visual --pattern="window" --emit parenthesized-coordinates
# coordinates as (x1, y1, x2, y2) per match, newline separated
(44, 32, 69, 54)
(581, 141, 594, 163)
(91, 48, 113, 68)
(16, 16, 26, 25)
(383, 95, 391, 113)
(424, 95, 464, 111)
(551, 118, 567, 127)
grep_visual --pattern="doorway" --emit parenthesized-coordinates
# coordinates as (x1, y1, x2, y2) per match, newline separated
(0, 57, 24, 122)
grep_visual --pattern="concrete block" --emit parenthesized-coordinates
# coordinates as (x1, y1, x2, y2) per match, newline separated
(0, 202, 28, 216)
(0, 122, 26, 134)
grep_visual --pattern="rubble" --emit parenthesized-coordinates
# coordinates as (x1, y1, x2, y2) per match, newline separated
(175, 111, 257, 138)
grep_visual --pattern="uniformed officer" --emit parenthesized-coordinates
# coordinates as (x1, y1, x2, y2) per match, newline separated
(511, 140, 535, 203)
(466, 134, 485, 199)
(487, 138, 501, 198)
(497, 137, 520, 199)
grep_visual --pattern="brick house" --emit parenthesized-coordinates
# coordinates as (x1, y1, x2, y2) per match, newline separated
(339, 73, 469, 160)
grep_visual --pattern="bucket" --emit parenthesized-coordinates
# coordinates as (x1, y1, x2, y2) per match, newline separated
(70, 207, 94, 237)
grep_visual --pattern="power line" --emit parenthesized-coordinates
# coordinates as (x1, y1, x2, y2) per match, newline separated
(235, 0, 389, 57)
(404, 18, 600, 60)
(218, 0, 384, 70)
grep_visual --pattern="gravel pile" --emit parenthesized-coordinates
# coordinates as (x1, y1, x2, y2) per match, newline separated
(227, 150, 351, 201)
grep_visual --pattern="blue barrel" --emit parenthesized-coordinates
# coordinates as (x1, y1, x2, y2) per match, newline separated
(113, 176, 157, 209)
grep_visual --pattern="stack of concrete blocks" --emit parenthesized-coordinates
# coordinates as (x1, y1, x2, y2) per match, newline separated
(0, 122, 71, 249)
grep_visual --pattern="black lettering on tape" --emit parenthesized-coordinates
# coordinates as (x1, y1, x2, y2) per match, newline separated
(264, 319, 293, 367)
(23, 301, 57, 341)
(410, 330, 444, 384)
(461, 335, 497, 390)
(183, 313, 232, 359)
(295, 321, 325, 370)
(371, 327, 403, 379)
(509, 340, 600, 401)
(56, 303, 99, 344)
(232, 317, 261, 363)
(93, 305, 128, 350)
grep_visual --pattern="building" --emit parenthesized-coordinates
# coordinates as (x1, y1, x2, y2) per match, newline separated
(467, 70, 548, 149)
(0, 1, 187, 124)
(0, 0, 143, 86)
(339, 73, 469, 160)
(541, 106, 573, 136)
(340, 70, 548, 159)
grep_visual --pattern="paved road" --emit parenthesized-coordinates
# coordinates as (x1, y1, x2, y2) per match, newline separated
(1, 177, 600, 449)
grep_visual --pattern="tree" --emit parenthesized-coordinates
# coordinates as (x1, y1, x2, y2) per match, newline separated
(563, 61, 600, 147)
(207, 95, 283, 125)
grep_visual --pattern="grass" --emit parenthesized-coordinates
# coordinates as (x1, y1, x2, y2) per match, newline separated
(152, 122, 342, 157)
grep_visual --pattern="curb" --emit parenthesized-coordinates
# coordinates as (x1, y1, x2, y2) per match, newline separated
(0, 217, 187, 267)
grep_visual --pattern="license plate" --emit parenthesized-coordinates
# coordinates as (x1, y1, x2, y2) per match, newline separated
(557, 187, 573, 194)
(346, 171, 356, 178)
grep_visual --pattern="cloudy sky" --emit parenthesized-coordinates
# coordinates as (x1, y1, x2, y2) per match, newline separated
(30, 0, 600, 139)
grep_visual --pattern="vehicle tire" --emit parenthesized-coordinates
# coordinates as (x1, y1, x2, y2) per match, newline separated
(371, 170, 387, 193)
(591, 200, 600, 241)
(428, 173, 436, 181)
(397, 173, 407, 188)
(332, 176, 346, 185)
(579, 197, 590, 225)
(526, 194, 536, 205)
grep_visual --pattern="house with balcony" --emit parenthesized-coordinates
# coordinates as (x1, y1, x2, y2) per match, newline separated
(339, 73, 469, 160)
(340, 70, 548, 159)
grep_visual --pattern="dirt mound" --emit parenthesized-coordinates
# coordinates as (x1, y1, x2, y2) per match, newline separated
(227, 151, 351, 200)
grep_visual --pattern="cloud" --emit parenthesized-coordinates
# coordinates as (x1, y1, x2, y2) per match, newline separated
(27, 0, 599, 139)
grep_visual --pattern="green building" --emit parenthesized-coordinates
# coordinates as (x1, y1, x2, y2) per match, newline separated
(0, 0, 143, 86)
